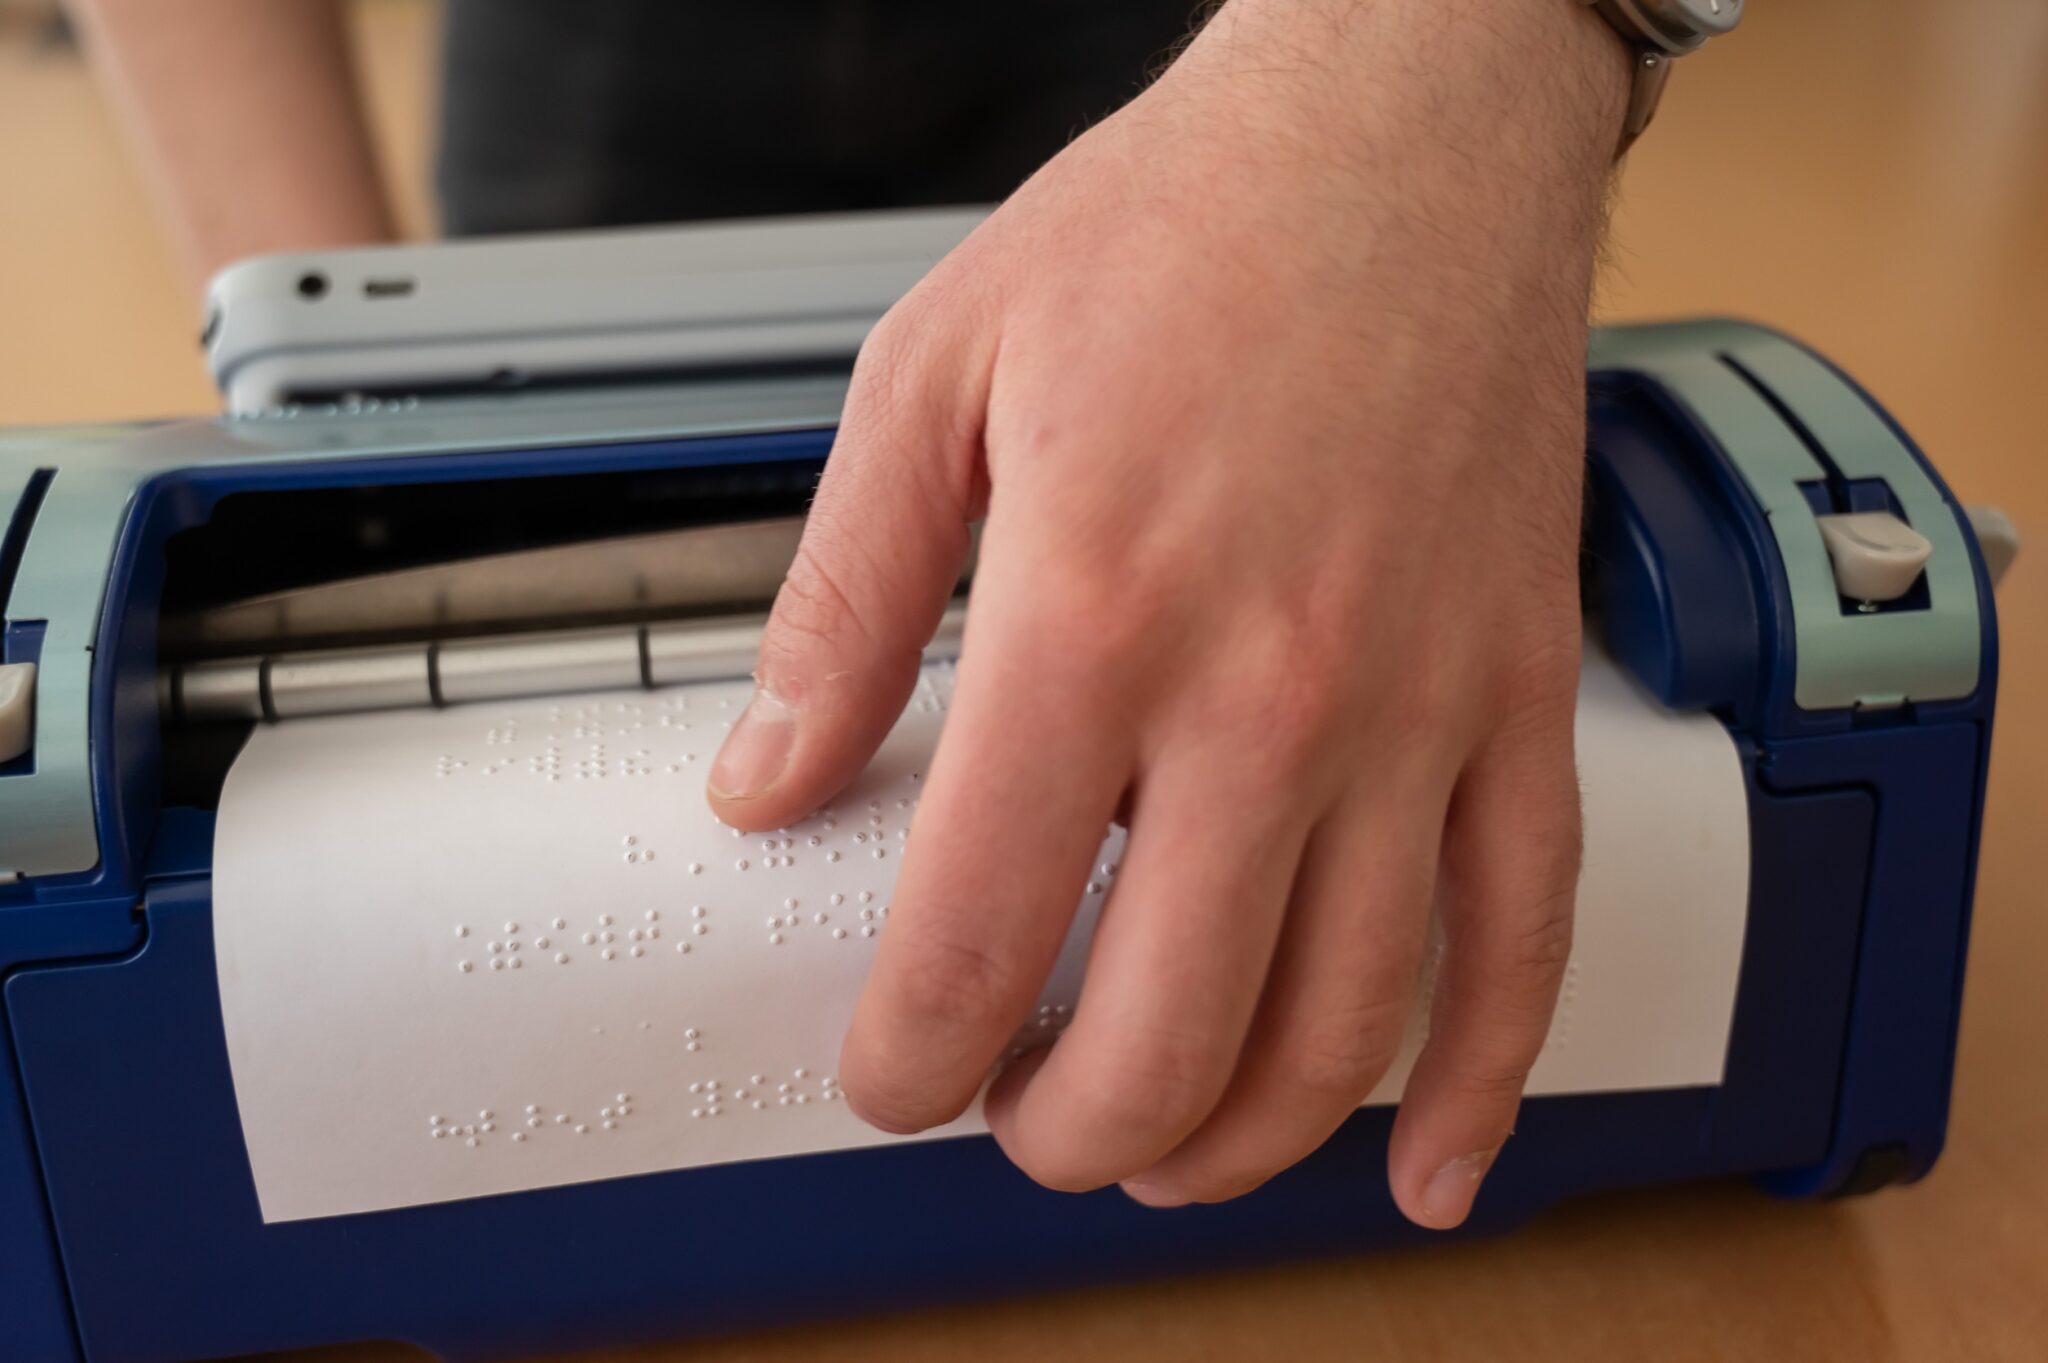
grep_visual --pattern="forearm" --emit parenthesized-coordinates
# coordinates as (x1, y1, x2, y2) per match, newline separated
(68, 0, 395, 292)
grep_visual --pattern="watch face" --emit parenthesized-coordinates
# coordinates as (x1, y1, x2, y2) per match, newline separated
(1662, 0, 1744, 36)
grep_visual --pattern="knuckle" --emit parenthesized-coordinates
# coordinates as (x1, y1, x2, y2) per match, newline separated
(1072, 1022, 1227, 1138)
(1279, 996, 1410, 1101)
(1438, 898, 1574, 1042)
(763, 538, 882, 672)
(889, 933, 1021, 1036)
(1445, 1048, 1539, 1109)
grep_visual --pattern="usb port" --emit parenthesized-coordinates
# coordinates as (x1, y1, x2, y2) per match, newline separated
(362, 277, 416, 299)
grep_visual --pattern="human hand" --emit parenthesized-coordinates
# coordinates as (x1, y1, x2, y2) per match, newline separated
(709, 0, 1628, 1228)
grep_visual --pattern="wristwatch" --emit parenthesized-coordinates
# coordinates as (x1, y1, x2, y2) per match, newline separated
(1582, 0, 1745, 153)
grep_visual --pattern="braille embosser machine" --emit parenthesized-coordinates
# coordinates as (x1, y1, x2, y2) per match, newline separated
(0, 210, 2015, 1361)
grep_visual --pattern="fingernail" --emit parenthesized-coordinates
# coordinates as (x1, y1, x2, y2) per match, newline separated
(1418, 1148, 1499, 1229)
(1120, 1179, 1190, 1209)
(708, 688, 795, 800)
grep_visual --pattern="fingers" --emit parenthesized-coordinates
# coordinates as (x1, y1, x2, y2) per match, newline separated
(1388, 708, 1581, 1230)
(835, 580, 1135, 1134)
(1116, 779, 1447, 1206)
(980, 742, 1313, 1191)
(708, 300, 991, 831)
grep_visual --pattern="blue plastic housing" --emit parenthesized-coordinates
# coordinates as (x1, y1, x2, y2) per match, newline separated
(0, 335, 1998, 1361)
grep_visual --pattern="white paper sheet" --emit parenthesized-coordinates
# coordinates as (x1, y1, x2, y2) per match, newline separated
(214, 648, 1749, 1223)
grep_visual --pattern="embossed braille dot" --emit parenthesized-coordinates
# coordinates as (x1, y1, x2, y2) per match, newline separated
(693, 923, 708, 936)
(753, 1100, 766, 1110)
(504, 922, 518, 934)
(778, 1083, 791, 1094)
(862, 925, 876, 938)
(690, 862, 704, 875)
(860, 891, 874, 903)
(459, 961, 473, 973)
(1087, 882, 1103, 895)
(489, 941, 503, 954)
(796, 1093, 810, 1104)
(490, 958, 505, 971)
(685, 1028, 699, 1039)
(873, 848, 886, 859)
(455, 925, 469, 939)
(768, 933, 783, 945)
(691, 905, 707, 918)
(552, 917, 567, 930)
(643, 850, 655, 862)
(765, 916, 780, 929)
(555, 1114, 569, 1124)
(859, 908, 874, 921)
(479, 1110, 493, 1120)
(575, 1124, 589, 1134)
(506, 939, 520, 952)
(600, 1107, 613, 1119)
(555, 952, 570, 964)
(829, 893, 844, 906)
(602, 949, 616, 960)
(433, 1128, 448, 1139)
(480, 1121, 496, 1132)
(509, 956, 523, 969)
(630, 945, 644, 957)
(794, 1067, 809, 1079)
(827, 851, 841, 863)
(535, 937, 550, 950)
(751, 1074, 766, 1084)
(466, 1136, 478, 1147)
(512, 1132, 527, 1143)
(689, 1082, 702, 1094)
(527, 1117, 542, 1129)
(646, 910, 659, 922)
(736, 859, 749, 871)
(581, 932, 596, 945)
(601, 930, 614, 943)
(598, 914, 613, 927)
(629, 928, 643, 941)
(686, 1040, 700, 1052)
(832, 927, 847, 940)
(677, 942, 691, 953)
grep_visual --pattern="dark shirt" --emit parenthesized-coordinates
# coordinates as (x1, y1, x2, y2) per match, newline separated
(437, 0, 1203, 235)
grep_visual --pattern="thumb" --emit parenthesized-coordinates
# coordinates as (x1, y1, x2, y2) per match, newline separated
(708, 309, 985, 830)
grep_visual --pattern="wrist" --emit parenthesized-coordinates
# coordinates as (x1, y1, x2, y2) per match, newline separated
(1164, 0, 1631, 197)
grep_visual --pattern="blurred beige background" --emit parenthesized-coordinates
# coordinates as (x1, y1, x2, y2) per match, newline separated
(1, 1, 2044, 1359)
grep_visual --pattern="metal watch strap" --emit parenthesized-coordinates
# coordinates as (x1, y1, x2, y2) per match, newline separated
(1582, 0, 1743, 154)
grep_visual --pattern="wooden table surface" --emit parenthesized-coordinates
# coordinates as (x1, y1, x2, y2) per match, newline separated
(2, 1, 2042, 1359)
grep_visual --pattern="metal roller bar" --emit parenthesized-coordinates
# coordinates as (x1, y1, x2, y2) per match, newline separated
(166, 604, 967, 725)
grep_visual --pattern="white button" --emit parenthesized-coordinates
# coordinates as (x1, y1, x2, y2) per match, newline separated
(1815, 512, 1934, 603)
(0, 662, 33, 764)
